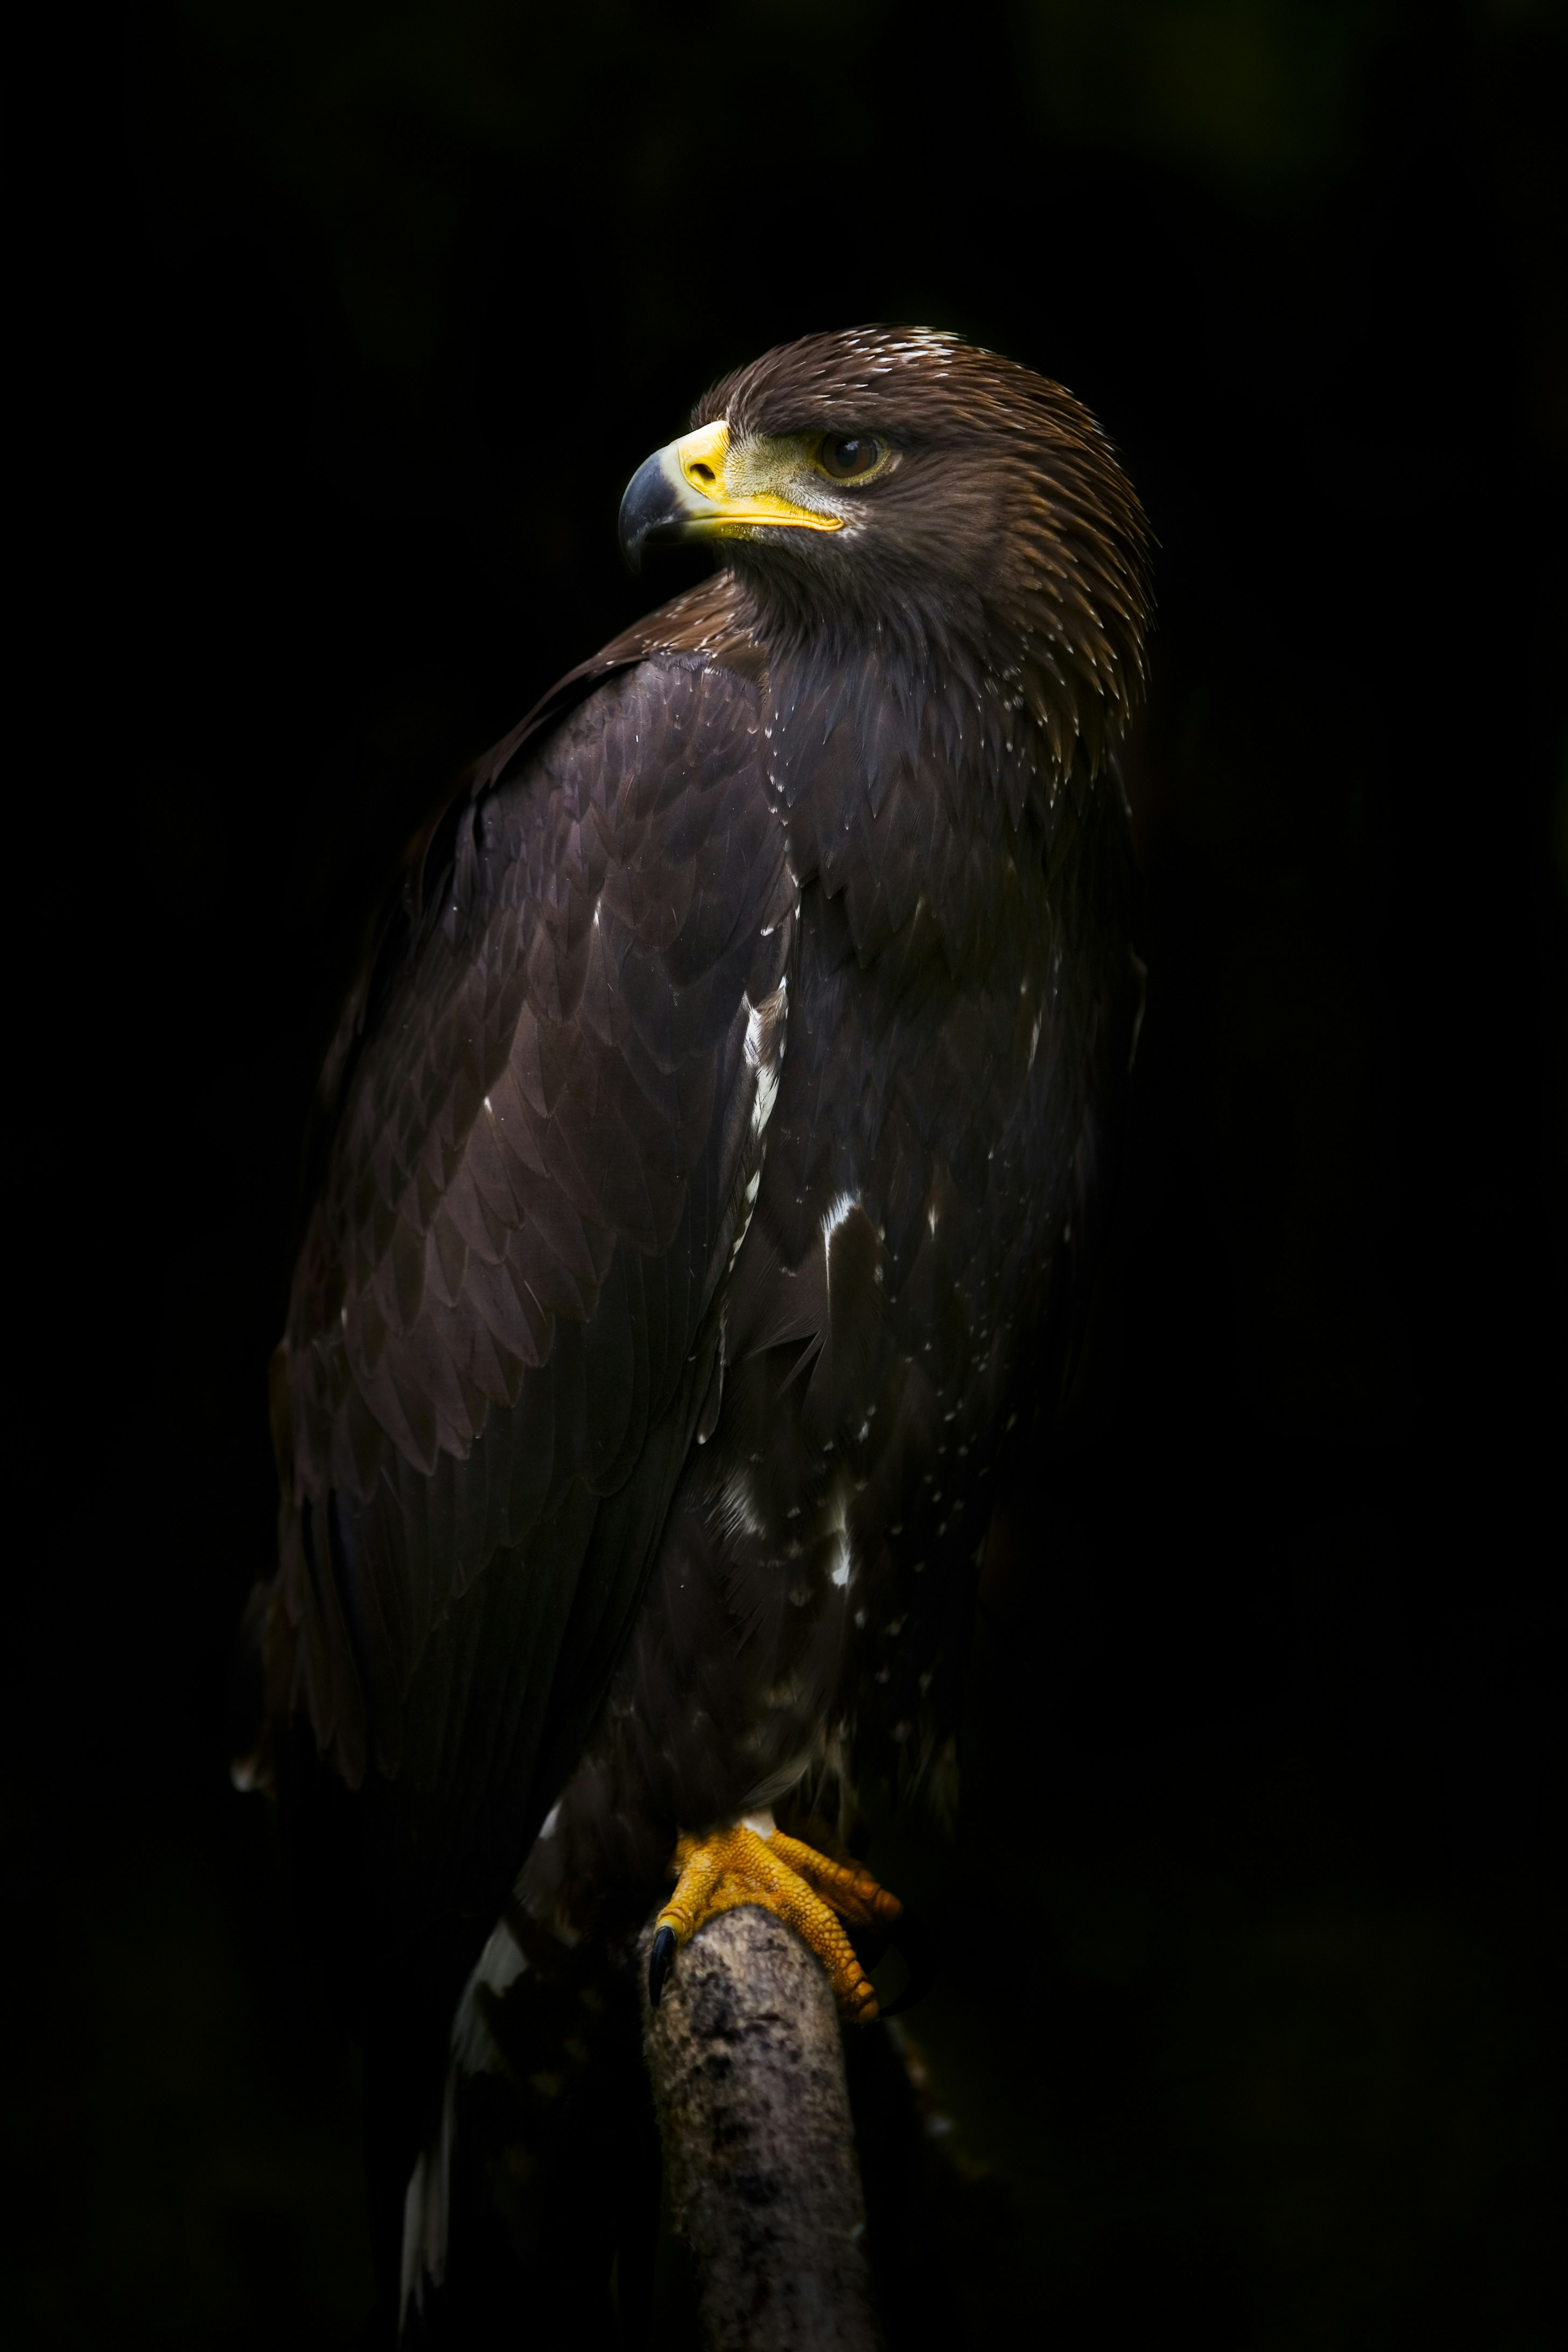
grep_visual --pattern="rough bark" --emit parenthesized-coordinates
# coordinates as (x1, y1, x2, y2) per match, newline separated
(639, 1906, 883, 2351)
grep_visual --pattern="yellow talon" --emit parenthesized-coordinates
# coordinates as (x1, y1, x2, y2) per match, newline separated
(650, 1820, 901, 2020)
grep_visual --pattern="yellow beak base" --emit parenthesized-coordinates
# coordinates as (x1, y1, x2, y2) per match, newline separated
(618, 419, 842, 568)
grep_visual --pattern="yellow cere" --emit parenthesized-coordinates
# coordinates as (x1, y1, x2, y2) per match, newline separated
(673, 420, 844, 537)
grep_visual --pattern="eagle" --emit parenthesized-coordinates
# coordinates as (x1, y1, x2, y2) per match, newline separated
(241, 325, 1151, 2333)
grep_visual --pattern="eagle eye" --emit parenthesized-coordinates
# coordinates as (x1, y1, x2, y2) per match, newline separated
(816, 434, 883, 482)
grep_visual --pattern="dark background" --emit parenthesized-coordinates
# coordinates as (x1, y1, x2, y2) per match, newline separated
(8, 1, 1564, 2343)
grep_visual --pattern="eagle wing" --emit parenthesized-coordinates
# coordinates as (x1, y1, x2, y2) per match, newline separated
(266, 586, 793, 1931)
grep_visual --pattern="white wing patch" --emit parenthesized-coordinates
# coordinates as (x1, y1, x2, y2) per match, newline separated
(745, 975, 788, 1140)
(731, 976, 789, 1267)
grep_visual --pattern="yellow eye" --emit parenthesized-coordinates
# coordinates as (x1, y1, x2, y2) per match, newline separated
(817, 434, 883, 482)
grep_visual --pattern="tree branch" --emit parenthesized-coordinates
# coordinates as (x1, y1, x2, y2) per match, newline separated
(640, 1906, 883, 2351)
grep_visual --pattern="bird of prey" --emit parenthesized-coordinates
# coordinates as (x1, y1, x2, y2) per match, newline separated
(241, 325, 1151, 2330)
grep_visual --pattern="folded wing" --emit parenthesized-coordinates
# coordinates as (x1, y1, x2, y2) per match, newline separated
(265, 621, 793, 1936)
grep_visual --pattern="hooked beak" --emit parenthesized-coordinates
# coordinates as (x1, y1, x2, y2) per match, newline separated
(618, 419, 842, 571)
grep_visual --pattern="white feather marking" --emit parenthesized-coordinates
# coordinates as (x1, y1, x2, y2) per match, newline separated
(823, 1191, 858, 1242)
(401, 1914, 529, 2326)
(823, 1478, 855, 1588)
(717, 1465, 766, 1540)
(744, 977, 787, 1140)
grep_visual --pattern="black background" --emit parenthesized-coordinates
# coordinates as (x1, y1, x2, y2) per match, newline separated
(8, 2, 1564, 2343)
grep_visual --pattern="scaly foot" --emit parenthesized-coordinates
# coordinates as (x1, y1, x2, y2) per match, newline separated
(647, 1812, 901, 2021)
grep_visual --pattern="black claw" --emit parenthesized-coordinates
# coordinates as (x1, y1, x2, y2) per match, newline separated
(648, 1924, 677, 2007)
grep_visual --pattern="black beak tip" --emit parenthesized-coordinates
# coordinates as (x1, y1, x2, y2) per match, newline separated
(648, 1924, 677, 2007)
(618, 447, 677, 576)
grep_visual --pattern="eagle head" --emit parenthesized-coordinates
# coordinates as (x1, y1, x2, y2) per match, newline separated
(618, 324, 1152, 780)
